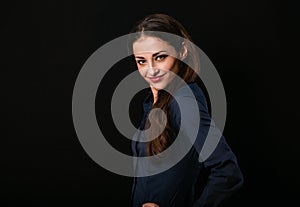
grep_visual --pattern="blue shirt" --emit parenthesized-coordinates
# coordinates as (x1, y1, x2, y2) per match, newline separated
(131, 82, 243, 207)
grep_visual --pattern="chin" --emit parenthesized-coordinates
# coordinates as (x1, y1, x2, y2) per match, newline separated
(150, 83, 168, 91)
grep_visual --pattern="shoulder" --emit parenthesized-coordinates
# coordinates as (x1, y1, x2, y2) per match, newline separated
(169, 82, 209, 112)
(167, 82, 211, 129)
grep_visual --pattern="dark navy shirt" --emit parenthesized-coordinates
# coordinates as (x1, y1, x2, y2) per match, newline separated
(131, 82, 243, 207)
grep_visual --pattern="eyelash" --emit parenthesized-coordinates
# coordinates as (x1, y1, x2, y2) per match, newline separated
(136, 55, 168, 65)
(156, 54, 167, 61)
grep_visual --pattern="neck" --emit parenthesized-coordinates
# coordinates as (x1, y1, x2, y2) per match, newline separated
(150, 86, 158, 104)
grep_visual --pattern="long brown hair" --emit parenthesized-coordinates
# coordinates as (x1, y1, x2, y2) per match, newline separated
(128, 13, 200, 156)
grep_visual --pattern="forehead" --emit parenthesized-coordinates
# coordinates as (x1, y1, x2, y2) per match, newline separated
(133, 36, 176, 55)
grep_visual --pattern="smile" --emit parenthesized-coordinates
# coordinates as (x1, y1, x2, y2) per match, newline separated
(147, 74, 166, 83)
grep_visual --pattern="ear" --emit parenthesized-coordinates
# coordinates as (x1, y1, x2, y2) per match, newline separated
(179, 42, 188, 60)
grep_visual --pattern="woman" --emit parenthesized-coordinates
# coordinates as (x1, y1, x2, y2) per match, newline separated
(128, 13, 243, 207)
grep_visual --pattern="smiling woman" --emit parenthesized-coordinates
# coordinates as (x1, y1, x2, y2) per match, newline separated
(127, 13, 244, 207)
(133, 36, 181, 103)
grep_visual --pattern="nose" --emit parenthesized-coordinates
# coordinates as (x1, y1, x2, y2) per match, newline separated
(147, 61, 159, 76)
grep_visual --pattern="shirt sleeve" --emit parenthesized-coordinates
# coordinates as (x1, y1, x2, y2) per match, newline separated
(192, 127, 244, 207)
(169, 86, 244, 207)
(193, 118, 243, 207)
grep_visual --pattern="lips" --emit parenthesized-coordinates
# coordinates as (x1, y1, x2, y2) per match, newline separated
(148, 74, 166, 83)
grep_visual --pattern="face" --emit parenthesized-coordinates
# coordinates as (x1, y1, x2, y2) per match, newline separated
(133, 36, 179, 93)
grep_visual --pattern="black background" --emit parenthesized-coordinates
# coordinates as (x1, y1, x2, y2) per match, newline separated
(2, 0, 298, 206)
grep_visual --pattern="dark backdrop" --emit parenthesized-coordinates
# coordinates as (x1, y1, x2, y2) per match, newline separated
(2, 0, 298, 206)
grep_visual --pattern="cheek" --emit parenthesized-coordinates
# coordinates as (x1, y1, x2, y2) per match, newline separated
(160, 58, 177, 71)
(138, 68, 146, 77)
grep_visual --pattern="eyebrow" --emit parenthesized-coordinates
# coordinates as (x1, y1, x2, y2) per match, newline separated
(135, 50, 167, 59)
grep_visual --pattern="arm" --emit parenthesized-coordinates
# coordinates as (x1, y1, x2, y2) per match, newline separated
(192, 133, 244, 207)
(170, 87, 243, 207)
(191, 101, 243, 207)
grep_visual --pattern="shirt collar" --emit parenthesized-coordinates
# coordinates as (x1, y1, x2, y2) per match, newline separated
(142, 88, 153, 112)
(142, 82, 197, 112)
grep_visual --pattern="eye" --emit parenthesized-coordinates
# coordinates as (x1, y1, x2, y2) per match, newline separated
(155, 54, 168, 61)
(136, 59, 146, 65)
